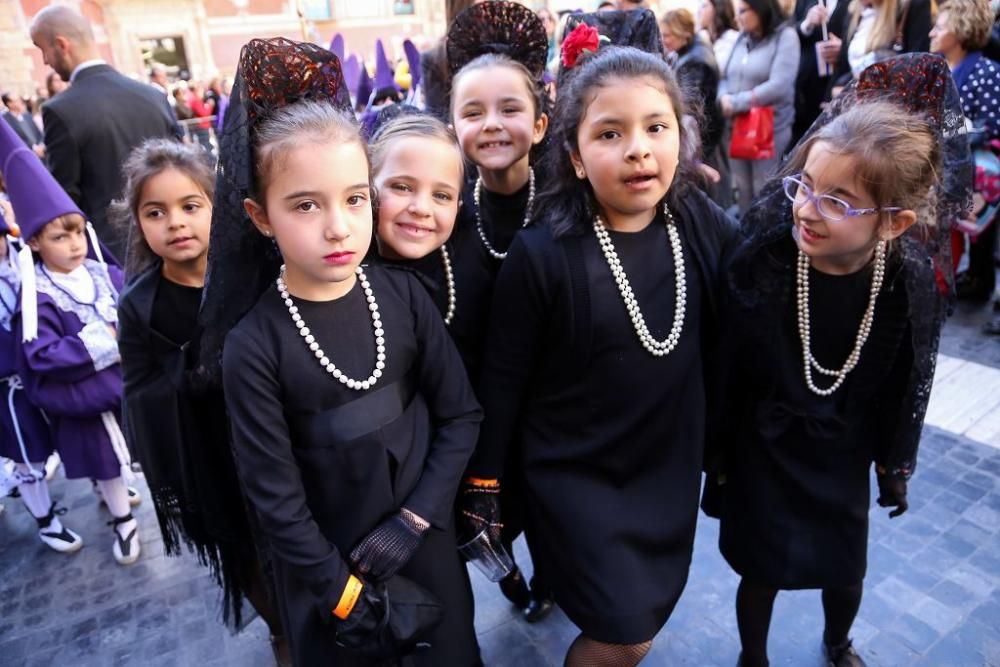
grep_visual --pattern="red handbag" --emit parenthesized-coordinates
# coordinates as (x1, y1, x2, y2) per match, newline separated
(729, 105, 775, 160)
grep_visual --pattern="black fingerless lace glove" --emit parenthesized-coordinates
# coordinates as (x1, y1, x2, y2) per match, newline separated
(349, 510, 428, 582)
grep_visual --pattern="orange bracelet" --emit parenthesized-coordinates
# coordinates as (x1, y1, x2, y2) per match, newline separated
(466, 477, 499, 488)
(332, 575, 363, 620)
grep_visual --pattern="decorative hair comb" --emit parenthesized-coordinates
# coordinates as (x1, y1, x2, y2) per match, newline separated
(446, 0, 549, 79)
(239, 37, 352, 130)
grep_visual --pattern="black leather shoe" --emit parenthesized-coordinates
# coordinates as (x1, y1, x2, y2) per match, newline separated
(824, 639, 867, 667)
(523, 593, 554, 623)
(498, 567, 531, 609)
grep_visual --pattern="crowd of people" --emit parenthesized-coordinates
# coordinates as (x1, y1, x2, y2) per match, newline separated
(0, 0, 992, 666)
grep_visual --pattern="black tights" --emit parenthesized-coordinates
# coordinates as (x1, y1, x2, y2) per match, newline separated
(564, 635, 652, 667)
(736, 579, 863, 667)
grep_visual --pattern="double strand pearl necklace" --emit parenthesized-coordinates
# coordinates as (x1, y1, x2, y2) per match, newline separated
(796, 240, 886, 396)
(473, 167, 535, 260)
(594, 202, 687, 357)
(440, 245, 456, 325)
(276, 264, 386, 391)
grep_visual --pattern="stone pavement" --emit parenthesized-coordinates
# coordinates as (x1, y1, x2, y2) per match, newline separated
(1, 304, 999, 667)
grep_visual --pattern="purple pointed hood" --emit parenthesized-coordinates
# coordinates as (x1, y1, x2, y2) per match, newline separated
(374, 39, 397, 90)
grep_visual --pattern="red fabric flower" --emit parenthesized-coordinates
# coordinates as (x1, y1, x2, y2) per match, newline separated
(561, 23, 600, 69)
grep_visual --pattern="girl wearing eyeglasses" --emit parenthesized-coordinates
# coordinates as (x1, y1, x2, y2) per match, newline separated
(710, 100, 944, 667)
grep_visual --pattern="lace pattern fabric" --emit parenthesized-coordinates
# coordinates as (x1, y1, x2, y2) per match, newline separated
(35, 259, 119, 327)
(78, 320, 120, 371)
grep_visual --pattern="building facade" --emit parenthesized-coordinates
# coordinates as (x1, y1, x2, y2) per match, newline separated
(4, 0, 446, 97)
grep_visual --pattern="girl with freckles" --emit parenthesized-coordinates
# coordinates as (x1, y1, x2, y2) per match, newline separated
(469, 46, 738, 666)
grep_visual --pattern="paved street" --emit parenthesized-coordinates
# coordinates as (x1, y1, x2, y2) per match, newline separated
(1, 299, 999, 667)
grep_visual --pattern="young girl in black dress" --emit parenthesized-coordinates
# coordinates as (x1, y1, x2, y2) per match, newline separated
(114, 139, 286, 659)
(369, 113, 464, 323)
(200, 38, 481, 666)
(716, 101, 946, 667)
(445, 0, 556, 619)
(471, 45, 737, 666)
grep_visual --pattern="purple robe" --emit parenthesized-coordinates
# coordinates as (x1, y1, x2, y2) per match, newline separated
(15, 260, 125, 480)
(0, 251, 54, 465)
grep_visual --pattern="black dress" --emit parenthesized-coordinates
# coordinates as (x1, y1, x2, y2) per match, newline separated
(717, 235, 912, 589)
(222, 265, 481, 666)
(376, 247, 453, 322)
(475, 190, 738, 644)
(449, 177, 532, 382)
(119, 265, 257, 624)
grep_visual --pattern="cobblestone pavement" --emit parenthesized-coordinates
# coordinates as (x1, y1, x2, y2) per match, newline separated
(1, 304, 999, 667)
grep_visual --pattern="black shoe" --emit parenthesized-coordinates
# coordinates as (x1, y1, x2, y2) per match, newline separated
(824, 639, 867, 667)
(956, 275, 992, 302)
(523, 593, 554, 623)
(985, 316, 1000, 336)
(498, 567, 531, 609)
(736, 653, 768, 667)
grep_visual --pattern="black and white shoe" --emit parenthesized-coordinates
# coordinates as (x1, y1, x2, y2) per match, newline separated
(36, 502, 84, 553)
(108, 513, 141, 565)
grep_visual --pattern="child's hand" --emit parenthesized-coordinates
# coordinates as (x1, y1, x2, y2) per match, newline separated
(876, 473, 908, 518)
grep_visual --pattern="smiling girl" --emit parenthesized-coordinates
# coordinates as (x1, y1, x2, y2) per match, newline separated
(445, 0, 556, 620)
(470, 46, 737, 666)
(369, 114, 464, 324)
(715, 101, 943, 667)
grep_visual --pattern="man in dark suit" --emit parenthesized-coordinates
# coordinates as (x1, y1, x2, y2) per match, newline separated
(791, 0, 850, 146)
(1, 93, 44, 157)
(29, 5, 180, 261)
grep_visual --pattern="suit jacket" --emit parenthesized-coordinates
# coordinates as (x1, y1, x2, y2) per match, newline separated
(2, 111, 42, 147)
(42, 64, 181, 261)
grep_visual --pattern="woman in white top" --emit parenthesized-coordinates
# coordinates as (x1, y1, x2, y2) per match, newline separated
(699, 0, 742, 68)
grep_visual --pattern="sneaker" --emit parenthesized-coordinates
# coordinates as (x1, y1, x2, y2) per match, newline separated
(36, 502, 84, 554)
(93, 482, 142, 508)
(824, 639, 867, 667)
(109, 513, 141, 565)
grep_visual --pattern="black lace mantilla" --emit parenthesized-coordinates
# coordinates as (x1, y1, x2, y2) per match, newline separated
(197, 38, 352, 388)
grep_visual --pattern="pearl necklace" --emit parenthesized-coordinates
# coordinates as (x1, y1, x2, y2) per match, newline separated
(796, 240, 886, 396)
(440, 245, 456, 325)
(473, 167, 535, 260)
(276, 265, 386, 391)
(594, 202, 686, 357)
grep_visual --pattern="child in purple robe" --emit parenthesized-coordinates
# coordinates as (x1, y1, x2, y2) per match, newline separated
(1, 120, 141, 566)
(0, 206, 83, 552)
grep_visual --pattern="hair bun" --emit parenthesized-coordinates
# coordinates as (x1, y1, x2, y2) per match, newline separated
(446, 0, 549, 79)
(239, 37, 352, 130)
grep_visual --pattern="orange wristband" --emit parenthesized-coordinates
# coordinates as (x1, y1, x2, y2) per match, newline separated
(466, 477, 499, 488)
(332, 575, 363, 620)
